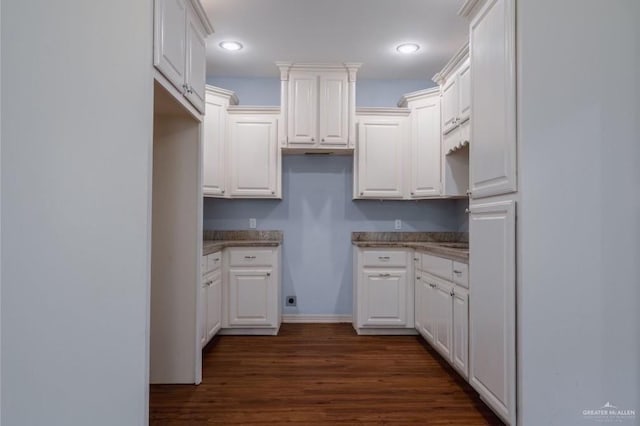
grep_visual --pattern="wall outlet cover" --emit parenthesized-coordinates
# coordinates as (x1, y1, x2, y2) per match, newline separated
(286, 296, 297, 307)
(249, 218, 257, 229)
(395, 219, 402, 230)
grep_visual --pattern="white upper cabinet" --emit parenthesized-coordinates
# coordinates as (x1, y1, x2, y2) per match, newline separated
(184, 6, 207, 113)
(354, 109, 409, 199)
(278, 63, 360, 151)
(227, 108, 281, 198)
(154, 0, 187, 91)
(400, 89, 442, 199)
(441, 78, 459, 134)
(203, 86, 238, 197)
(462, 0, 517, 199)
(457, 60, 472, 123)
(287, 72, 318, 144)
(468, 199, 516, 425)
(153, 0, 212, 114)
(318, 73, 350, 146)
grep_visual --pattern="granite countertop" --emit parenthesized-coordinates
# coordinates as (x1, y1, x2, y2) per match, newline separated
(203, 230, 282, 256)
(352, 232, 469, 262)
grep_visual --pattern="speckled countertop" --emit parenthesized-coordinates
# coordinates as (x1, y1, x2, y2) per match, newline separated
(352, 232, 469, 262)
(203, 230, 282, 256)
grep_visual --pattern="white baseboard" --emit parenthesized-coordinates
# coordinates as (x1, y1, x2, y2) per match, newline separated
(282, 314, 352, 323)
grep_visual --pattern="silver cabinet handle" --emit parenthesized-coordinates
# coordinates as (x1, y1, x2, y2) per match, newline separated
(466, 189, 472, 196)
(450, 289, 455, 297)
(429, 283, 436, 288)
(465, 208, 470, 214)
(378, 256, 390, 260)
(379, 273, 391, 278)
(416, 276, 421, 280)
(214, 258, 220, 262)
(244, 256, 256, 259)
(453, 270, 462, 274)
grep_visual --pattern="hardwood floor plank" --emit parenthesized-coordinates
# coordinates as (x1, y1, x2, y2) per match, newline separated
(150, 323, 504, 425)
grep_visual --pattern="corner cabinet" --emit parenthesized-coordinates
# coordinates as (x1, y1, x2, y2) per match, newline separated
(226, 107, 282, 199)
(353, 248, 415, 334)
(278, 63, 360, 151)
(203, 86, 238, 197)
(462, 0, 517, 199)
(153, 0, 213, 114)
(353, 108, 410, 199)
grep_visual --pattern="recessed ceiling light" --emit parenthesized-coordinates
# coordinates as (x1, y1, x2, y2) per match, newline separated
(396, 43, 420, 54)
(219, 41, 243, 51)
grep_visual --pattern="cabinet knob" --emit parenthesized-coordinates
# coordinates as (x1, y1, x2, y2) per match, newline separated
(466, 189, 472, 196)
(311, 138, 315, 142)
(465, 208, 470, 214)
(221, 189, 225, 194)
(321, 138, 325, 142)
(271, 190, 275, 195)
(360, 192, 364, 196)
(266, 272, 271, 277)
(450, 290, 455, 297)
(417, 276, 421, 280)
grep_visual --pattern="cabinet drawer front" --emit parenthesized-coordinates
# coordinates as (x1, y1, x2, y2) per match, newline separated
(362, 250, 408, 267)
(453, 261, 469, 288)
(207, 252, 222, 271)
(421, 253, 453, 281)
(229, 249, 274, 267)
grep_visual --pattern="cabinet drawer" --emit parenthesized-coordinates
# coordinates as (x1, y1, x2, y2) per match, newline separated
(207, 251, 222, 272)
(420, 253, 453, 281)
(202, 269, 221, 287)
(229, 248, 274, 267)
(201, 256, 208, 275)
(453, 261, 469, 288)
(362, 250, 408, 268)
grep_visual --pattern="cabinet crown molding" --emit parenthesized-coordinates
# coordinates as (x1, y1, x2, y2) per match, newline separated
(458, 0, 487, 18)
(205, 85, 239, 105)
(356, 107, 411, 117)
(227, 106, 280, 115)
(276, 62, 362, 73)
(397, 87, 440, 107)
(190, 0, 214, 34)
(432, 42, 470, 85)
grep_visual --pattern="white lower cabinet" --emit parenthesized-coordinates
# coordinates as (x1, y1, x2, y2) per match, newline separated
(359, 269, 408, 327)
(469, 200, 516, 424)
(222, 247, 281, 334)
(206, 273, 222, 340)
(353, 248, 414, 334)
(201, 252, 222, 348)
(415, 257, 469, 380)
(228, 268, 277, 327)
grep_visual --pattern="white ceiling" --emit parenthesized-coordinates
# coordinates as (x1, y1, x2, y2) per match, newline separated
(202, 0, 469, 80)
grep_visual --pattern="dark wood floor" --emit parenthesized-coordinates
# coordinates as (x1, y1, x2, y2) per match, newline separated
(150, 323, 504, 425)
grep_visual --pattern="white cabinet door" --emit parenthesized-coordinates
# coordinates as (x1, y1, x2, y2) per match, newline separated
(441, 77, 458, 134)
(184, 6, 206, 113)
(154, 0, 187, 92)
(228, 115, 278, 197)
(206, 274, 222, 341)
(469, 200, 516, 425)
(420, 275, 437, 344)
(414, 275, 423, 332)
(287, 73, 318, 145)
(318, 73, 349, 147)
(203, 93, 227, 196)
(356, 118, 405, 199)
(452, 286, 469, 379)
(433, 280, 454, 361)
(410, 95, 442, 198)
(200, 280, 207, 348)
(469, 0, 517, 199)
(457, 59, 471, 123)
(228, 268, 277, 327)
(359, 269, 408, 327)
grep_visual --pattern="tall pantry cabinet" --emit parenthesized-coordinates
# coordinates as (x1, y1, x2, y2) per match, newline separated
(459, 0, 517, 424)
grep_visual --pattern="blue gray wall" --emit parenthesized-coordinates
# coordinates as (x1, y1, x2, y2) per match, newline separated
(206, 77, 435, 107)
(204, 156, 464, 316)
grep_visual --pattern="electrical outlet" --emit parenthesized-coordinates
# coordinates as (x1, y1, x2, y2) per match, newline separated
(249, 218, 257, 229)
(286, 296, 297, 307)
(395, 219, 402, 230)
